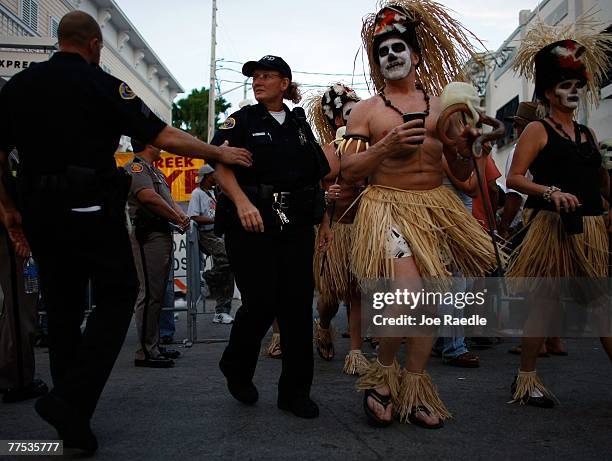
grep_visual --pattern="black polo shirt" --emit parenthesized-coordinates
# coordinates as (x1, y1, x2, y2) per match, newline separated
(0, 52, 166, 176)
(210, 103, 328, 191)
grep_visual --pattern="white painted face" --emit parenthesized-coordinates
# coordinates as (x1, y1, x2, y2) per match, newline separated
(378, 37, 412, 81)
(341, 101, 357, 123)
(553, 79, 585, 110)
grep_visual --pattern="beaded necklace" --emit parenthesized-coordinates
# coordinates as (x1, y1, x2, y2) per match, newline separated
(379, 83, 430, 118)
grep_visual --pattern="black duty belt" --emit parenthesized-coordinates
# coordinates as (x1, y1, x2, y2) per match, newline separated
(243, 184, 323, 230)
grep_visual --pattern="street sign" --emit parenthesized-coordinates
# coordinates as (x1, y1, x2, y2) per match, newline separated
(0, 51, 51, 77)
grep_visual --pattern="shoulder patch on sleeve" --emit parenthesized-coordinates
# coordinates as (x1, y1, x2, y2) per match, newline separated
(219, 117, 236, 130)
(119, 82, 136, 100)
(130, 163, 144, 173)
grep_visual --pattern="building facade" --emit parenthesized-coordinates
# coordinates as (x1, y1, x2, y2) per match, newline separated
(0, 0, 183, 128)
(467, 0, 612, 180)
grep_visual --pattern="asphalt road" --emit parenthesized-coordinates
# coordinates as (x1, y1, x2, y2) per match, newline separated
(2, 300, 611, 460)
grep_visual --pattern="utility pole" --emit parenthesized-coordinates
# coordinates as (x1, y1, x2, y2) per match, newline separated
(207, 0, 217, 143)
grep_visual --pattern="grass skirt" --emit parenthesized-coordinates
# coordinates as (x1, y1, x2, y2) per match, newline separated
(350, 185, 498, 280)
(506, 210, 609, 277)
(314, 222, 354, 305)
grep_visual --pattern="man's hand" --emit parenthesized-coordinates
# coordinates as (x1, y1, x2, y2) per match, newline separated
(379, 119, 426, 157)
(325, 183, 341, 203)
(236, 198, 264, 233)
(176, 212, 191, 232)
(217, 141, 252, 167)
(456, 125, 482, 159)
(550, 191, 581, 213)
(2, 208, 30, 257)
(318, 225, 333, 253)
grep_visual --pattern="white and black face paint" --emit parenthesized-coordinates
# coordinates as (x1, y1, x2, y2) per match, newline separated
(341, 101, 356, 123)
(554, 79, 585, 110)
(378, 37, 412, 81)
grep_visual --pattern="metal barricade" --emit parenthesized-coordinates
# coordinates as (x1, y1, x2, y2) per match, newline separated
(183, 221, 229, 345)
(185, 221, 202, 344)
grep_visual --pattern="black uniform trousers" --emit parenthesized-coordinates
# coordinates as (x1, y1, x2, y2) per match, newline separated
(220, 225, 315, 399)
(23, 208, 138, 420)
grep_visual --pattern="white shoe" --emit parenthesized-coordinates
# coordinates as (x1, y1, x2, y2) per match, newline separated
(175, 299, 187, 308)
(212, 313, 234, 324)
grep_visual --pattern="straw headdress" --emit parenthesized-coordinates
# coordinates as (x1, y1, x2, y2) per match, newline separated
(362, 0, 483, 95)
(513, 13, 612, 109)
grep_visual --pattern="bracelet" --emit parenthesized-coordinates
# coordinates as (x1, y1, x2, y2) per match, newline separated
(542, 185, 561, 202)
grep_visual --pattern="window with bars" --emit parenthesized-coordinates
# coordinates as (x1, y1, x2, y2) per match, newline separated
(20, 0, 38, 32)
(50, 16, 59, 38)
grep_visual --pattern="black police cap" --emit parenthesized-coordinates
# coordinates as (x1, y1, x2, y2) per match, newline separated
(242, 55, 292, 81)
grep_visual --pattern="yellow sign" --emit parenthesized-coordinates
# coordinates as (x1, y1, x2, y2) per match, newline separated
(115, 152, 205, 202)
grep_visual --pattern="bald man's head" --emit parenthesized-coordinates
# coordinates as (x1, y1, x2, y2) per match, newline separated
(58, 11, 103, 64)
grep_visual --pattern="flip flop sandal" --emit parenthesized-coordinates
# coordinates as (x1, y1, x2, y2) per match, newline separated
(408, 405, 444, 429)
(314, 320, 335, 361)
(269, 343, 282, 359)
(363, 388, 393, 428)
(316, 341, 334, 361)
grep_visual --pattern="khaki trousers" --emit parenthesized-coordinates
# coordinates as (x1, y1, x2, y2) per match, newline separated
(130, 230, 172, 360)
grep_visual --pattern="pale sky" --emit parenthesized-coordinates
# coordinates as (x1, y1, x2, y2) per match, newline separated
(115, 0, 542, 116)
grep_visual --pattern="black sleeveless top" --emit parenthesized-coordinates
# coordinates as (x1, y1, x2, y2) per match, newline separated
(524, 120, 603, 216)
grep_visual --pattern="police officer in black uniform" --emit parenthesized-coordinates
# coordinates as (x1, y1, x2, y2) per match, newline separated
(213, 55, 330, 419)
(0, 11, 251, 452)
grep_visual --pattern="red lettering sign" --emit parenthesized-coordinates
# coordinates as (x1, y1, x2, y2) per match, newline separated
(185, 169, 198, 194)
(165, 170, 182, 188)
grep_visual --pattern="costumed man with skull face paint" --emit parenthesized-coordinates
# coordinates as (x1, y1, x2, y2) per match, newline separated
(506, 20, 612, 408)
(340, 1, 497, 428)
(305, 83, 369, 374)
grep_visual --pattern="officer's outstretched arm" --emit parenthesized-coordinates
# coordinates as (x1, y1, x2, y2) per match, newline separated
(152, 126, 252, 167)
(215, 163, 264, 233)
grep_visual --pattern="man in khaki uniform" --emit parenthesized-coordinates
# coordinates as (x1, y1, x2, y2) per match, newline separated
(125, 139, 189, 368)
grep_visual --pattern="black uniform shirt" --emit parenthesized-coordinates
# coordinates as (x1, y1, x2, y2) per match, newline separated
(0, 52, 166, 176)
(210, 103, 328, 191)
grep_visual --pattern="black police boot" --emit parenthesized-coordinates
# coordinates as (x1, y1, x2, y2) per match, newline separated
(134, 356, 175, 368)
(2, 379, 48, 403)
(35, 394, 98, 453)
(158, 347, 181, 359)
(219, 360, 258, 404)
(226, 380, 259, 405)
(277, 394, 319, 419)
